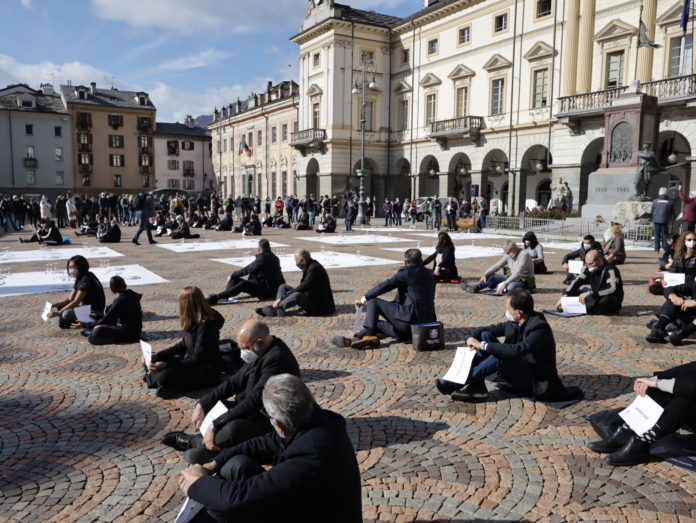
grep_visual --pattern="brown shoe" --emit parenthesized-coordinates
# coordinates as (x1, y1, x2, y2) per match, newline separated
(350, 336, 380, 350)
(331, 336, 352, 347)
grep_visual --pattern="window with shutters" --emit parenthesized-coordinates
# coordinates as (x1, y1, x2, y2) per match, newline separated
(109, 135, 124, 148)
(605, 50, 625, 88)
(26, 146, 35, 158)
(113, 175, 122, 187)
(168, 160, 179, 170)
(168, 179, 179, 189)
(142, 175, 150, 187)
(26, 171, 36, 185)
(56, 171, 64, 185)
(183, 179, 195, 190)
(532, 68, 549, 108)
(110, 154, 124, 167)
(55, 147, 63, 162)
(108, 114, 123, 128)
(182, 140, 194, 150)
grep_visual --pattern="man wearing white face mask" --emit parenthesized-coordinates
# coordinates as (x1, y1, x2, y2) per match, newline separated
(464, 241, 535, 294)
(556, 250, 623, 315)
(179, 374, 362, 523)
(161, 319, 301, 466)
(560, 234, 603, 285)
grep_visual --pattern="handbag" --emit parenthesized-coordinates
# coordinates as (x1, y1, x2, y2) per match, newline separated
(411, 321, 445, 351)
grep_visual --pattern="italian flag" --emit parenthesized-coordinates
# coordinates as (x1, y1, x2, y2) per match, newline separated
(239, 138, 252, 155)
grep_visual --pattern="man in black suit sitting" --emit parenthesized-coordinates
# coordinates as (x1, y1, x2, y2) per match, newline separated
(208, 239, 285, 305)
(178, 374, 362, 523)
(436, 288, 575, 402)
(256, 249, 335, 317)
(333, 248, 436, 349)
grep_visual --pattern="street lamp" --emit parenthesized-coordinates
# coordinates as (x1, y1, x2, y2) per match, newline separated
(352, 59, 377, 225)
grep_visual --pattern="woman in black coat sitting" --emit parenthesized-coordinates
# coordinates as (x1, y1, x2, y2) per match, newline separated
(86, 276, 142, 345)
(423, 231, 458, 282)
(144, 286, 224, 398)
(215, 211, 233, 231)
(171, 215, 200, 239)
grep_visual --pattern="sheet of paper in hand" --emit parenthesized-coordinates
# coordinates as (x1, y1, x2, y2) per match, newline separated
(561, 296, 587, 315)
(619, 394, 664, 435)
(199, 401, 228, 436)
(41, 301, 53, 321)
(73, 305, 93, 323)
(568, 260, 584, 275)
(662, 272, 686, 286)
(140, 340, 152, 368)
(442, 347, 476, 385)
(353, 305, 362, 333)
(174, 497, 204, 523)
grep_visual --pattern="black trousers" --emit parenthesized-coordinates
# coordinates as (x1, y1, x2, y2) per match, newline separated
(89, 324, 139, 345)
(587, 295, 622, 315)
(275, 284, 312, 312)
(657, 300, 696, 324)
(218, 278, 272, 300)
(651, 389, 695, 435)
(357, 298, 412, 341)
(145, 366, 219, 392)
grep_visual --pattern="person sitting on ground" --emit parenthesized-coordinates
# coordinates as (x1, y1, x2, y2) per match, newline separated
(561, 234, 603, 284)
(215, 210, 233, 231)
(423, 231, 458, 282)
(523, 231, 547, 274)
(649, 233, 695, 295)
(462, 241, 535, 294)
(332, 248, 436, 349)
(47, 255, 105, 329)
(155, 212, 178, 237)
(208, 239, 285, 305)
(603, 223, 626, 265)
(84, 275, 142, 345)
(203, 212, 220, 230)
(191, 212, 206, 228)
(316, 211, 336, 233)
(170, 215, 200, 240)
(243, 214, 262, 236)
(436, 289, 575, 402)
(179, 374, 362, 523)
(556, 249, 623, 315)
(645, 277, 696, 345)
(294, 210, 312, 230)
(75, 214, 101, 236)
(144, 286, 224, 398)
(234, 215, 250, 233)
(657, 233, 680, 271)
(97, 217, 121, 243)
(19, 220, 60, 244)
(257, 249, 335, 317)
(587, 361, 696, 466)
(161, 320, 301, 465)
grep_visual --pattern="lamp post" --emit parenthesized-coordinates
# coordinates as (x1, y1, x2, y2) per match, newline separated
(352, 59, 377, 225)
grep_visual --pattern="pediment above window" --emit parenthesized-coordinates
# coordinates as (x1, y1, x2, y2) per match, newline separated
(483, 54, 512, 72)
(393, 80, 412, 93)
(523, 41, 557, 61)
(594, 19, 638, 43)
(448, 64, 476, 80)
(419, 73, 442, 88)
(306, 84, 324, 97)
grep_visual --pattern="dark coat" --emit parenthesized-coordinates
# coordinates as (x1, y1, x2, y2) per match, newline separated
(199, 337, 300, 431)
(188, 409, 362, 523)
(679, 190, 696, 223)
(231, 251, 285, 297)
(95, 289, 142, 339)
(564, 263, 624, 304)
(561, 241, 603, 266)
(655, 361, 696, 401)
(423, 244, 458, 278)
(471, 312, 571, 400)
(651, 195, 674, 225)
(295, 259, 335, 315)
(364, 263, 436, 323)
(153, 310, 224, 371)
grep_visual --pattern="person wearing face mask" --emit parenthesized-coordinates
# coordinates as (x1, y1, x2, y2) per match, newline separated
(161, 320, 301, 466)
(522, 231, 547, 274)
(556, 250, 623, 315)
(560, 234, 603, 285)
(462, 241, 535, 294)
(48, 255, 105, 329)
(256, 249, 335, 317)
(97, 217, 121, 243)
(645, 271, 696, 345)
(179, 374, 362, 523)
(603, 223, 626, 265)
(84, 276, 142, 345)
(649, 233, 694, 296)
(651, 187, 675, 253)
(423, 231, 458, 282)
(144, 286, 224, 398)
(436, 289, 575, 402)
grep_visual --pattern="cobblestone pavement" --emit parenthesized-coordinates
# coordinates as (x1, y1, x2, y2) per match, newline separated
(0, 225, 695, 523)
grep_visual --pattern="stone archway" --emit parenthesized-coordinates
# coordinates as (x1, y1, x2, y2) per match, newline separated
(448, 153, 472, 200)
(389, 159, 412, 201)
(419, 155, 440, 197)
(306, 158, 319, 198)
(520, 145, 552, 213)
(580, 138, 604, 207)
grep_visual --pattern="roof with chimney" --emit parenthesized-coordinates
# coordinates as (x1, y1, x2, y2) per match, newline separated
(60, 83, 156, 110)
(155, 122, 211, 138)
(0, 83, 69, 114)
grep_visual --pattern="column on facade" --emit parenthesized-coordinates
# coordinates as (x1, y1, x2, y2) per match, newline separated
(637, 0, 658, 82)
(575, 0, 596, 93)
(560, 0, 581, 96)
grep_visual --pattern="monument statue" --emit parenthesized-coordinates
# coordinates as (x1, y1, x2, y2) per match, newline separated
(547, 177, 570, 211)
(633, 142, 660, 201)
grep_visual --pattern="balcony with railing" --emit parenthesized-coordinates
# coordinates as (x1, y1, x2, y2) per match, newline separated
(140, 165, 152, 175)
(79, 142, 92, 153)
(23, 157, 37, 168)
(76, 119, 92, 131)
(427, 115, 484, 149)
(79, 163, 92, 174)
(290, 128, 327, 156)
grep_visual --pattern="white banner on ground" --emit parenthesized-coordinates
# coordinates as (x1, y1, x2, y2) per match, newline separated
(0, 246, 123, 264)
(212, 251, 400, 273)
(300, 234, 412, 245)
(156, 239, 289, 253)
(382, 245, 503, 260)
(412, 232, 513, 240)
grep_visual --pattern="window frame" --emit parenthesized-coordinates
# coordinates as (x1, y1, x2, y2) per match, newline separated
(113, 174, 122, 188)
(54, 147, 64, 162)
(425, 92, 438, 124)
(667, 32, 693, 78)
(427, 38, 439, 56)
(25, 124, 33, 136)
(457, 25, 472, 47)
(534, 0, 553, 21)
(312, 52, 320, 68)
(455, 85, 469, 118)
(54, 126, 62, 138)
(493, 11, 510, 35)
(402, 48, 410, 64)
(604, 49, 627, 89)
(490, 77, 506, 116)
(531, 66, 550, 109)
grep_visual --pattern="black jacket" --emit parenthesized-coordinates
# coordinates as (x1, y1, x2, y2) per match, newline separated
(670, 255, 696, 283)
(153, 309, 224, 371)
(199, 337, 300, 431)
(561, 241, 603, 266)
(423, 244, 458, 277)
(364, 263, 436, 323)
(663, 280, 696, 300)
(564, 263, 624, 303)
(295, 259, 335, 315)
(99, 223, 121, 243)
(189, 409, 362, 523)
(655, 361, 696, 401)
(95, 289, 142, 339)
(472, 312, 571, 400)
(232, 251, 285, 296)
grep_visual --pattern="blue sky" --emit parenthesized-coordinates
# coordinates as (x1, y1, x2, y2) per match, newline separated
(0, 0, 420, 122)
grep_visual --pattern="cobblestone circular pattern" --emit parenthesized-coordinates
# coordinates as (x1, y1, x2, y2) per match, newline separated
(0, 225, 695, 522)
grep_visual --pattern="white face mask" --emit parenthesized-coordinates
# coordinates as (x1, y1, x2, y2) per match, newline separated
(582, 243, 591, 250)
(240, 348, 259, 365)
(69, 269, 79, 278)
(524, 240, 531, 247)
(588, 266, 599, 273)
(686, 240, 696, 249)
(505, 309, 515, 321)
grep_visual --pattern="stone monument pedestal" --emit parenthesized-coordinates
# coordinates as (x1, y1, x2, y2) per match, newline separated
(611, 201, 653, 225)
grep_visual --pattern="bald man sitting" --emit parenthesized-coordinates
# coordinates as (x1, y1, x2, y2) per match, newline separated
(257, 249, 335, 317)
(161, 319, 301, 465)
(555, 250, 623, 315)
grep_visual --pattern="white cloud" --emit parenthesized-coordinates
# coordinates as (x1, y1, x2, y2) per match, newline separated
(158, 49, 233, 72)
(20, 0, 32, 9)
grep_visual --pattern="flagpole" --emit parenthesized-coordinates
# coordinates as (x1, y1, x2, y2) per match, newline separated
(634, 1, 644, 82)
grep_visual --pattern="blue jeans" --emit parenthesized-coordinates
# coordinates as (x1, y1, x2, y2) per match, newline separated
(345, 218, 353, 231)
(473, 274, 524, 293)
(468, 331, 533, 396)
(653, 222, 669, 253)
(2, 212, 19, 232)
(480, 211, 488, 229)
(132, 212, 154, 243)
(384, 212, 392, 226)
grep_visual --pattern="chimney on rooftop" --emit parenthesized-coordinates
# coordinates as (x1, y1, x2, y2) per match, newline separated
(90, 82, 96, 94)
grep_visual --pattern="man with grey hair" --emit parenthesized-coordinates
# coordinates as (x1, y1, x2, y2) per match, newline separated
(257, 248, 335, 317)
(651, 186, 674, 253)
(463, 240, 535, 294)
(179, 374, 362, 523)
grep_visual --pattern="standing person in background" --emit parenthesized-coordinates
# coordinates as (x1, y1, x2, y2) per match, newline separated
(408, 200, 418, 228)
(392, 198, 403, 226)
(603, 223, 626, 265)
(307, 194, 316, 226)
(131, 192, 157, 245)
(678, 184, 696, 233)
(446, 197, 459, 232)
(651, 187, 674, 253)
(365, 196, 373, 225)
(39, 195, 52, 222)
(479, 195, 489, 229)
(433, 196, 442, 231)
(383, 198, 393, 227)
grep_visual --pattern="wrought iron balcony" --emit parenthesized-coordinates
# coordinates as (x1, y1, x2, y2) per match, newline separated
(140, 146, 151, 154)
(290, 128, 327, 156)
(427, 116, 483, 149)
(140, 165, 152, 175)
(23, 157, 37, 168)
(76, 119, 92, 131)
(79, 164, 92, 174)
(79, 143, 91, 152)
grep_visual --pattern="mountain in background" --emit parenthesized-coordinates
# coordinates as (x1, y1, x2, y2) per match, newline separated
(194, 114, 213, 128)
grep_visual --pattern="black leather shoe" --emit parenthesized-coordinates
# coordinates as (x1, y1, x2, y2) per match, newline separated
(435, 378, 461, 395)
(132, 239, 140, 245)
(587, 424, 632, 453)
(256, 306, 277, 317)
(645, 328, 668, 343)
(161, 431, 195, 451)
(645, 319, 657, 329)
(588, 408, 623, 440)
(207, 294, 219, 306)
(149, 240, 158, 244)
(668, 331, 685, 346)
(606, 436, 652, 466)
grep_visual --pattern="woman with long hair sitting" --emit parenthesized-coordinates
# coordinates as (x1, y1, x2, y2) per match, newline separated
(522, 231, 547, 274)
(144, 286, 224, 398)
(423, 231, 458, 282)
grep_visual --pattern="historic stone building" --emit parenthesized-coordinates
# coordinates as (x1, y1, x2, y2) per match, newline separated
(208, 81, 300, 200)
(290, 0, 695, 216)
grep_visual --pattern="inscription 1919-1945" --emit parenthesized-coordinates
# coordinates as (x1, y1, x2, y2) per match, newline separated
(595, 186, 630, 193)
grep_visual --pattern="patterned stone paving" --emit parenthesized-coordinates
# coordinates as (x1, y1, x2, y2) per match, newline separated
(0, 225, 695, 522)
